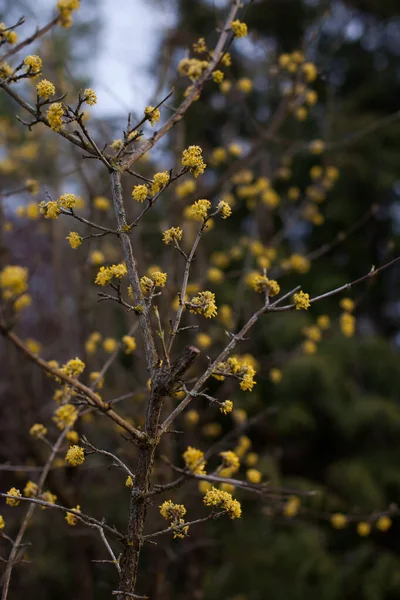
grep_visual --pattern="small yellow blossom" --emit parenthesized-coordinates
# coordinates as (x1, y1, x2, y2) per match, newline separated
(317, 314, 330, 329)
(183, 446, 206, 474)
(309, 139, 325, 154)
(36, 79, 56, 100)
(181, 146, 206, 178)
(57, 0, 80, 28)
(220, 400, 233, 414)
(39, 200, 61, 219)
(330, 513, 348, 529)
(220, 80, 232, 94)
(195, 332, 212, 349)
(66, 231, 82, 249)
(162, 226, 183, 245)
(160, 500, 186, 521)
(0, 265, 28, 296)
(237, 78, 253, 93)
(270, 368, 282, 383)
(0, 516, 4, 530)
(103, 337, 118, 353)
(302, 62, 318, 82)
(230, 20, 248, 38)
(94, 196, 110, 211)
(203, 487, 241, 519)
(188, 290, 217, 318)
(25, 338, 41, 354)
(59, 194, 77, 210)
(283, 495, 300, 517)
(30, 423, 47, 438)
(293, 290, 311, 310)
(185, 409, 200, 426)
(340, 313, 356, 338)
(246, 468, 262, 484)
(220, 451, 240, 474)
(83, 88, 97, 105)
(65, 445, 85, 466)
(217, 200, 232, 219)
(245, 452, 259, 467)
(53, 404, 78, 430)
(262, 189, 280, 208)
(302, 325, 321, 342)
(132, 184, 148, 203)
(144, 105, 160, 126)
(23, 481, 38, 497)
(303, 340, 317, 355)
(186, 198, 211, 221)
(213, 70, 224, 83)
(176, 179, 196, 198)
(122, 335, 136, 354)
(125, 475, 134, 488)
(61, 357, 85, 377)
(46, 103, 64, 131)
(6, 488, 21, 507)
(376, 515, 392, 532)
(65, 505, 81, 526)
(150, 171, 170, 195)
(340, 298, 355, 312)
(24, 55, 42, 74)
(41, 490, 57, 509)
(151, 271, 167, 287)
(357, 521, 371, 537)
(251, 275, 280, 297)
(66, 430, 79, 444)
(14, 294, 32, 312)
(90, 250, 105, 265)
(193, 37, 207, 53)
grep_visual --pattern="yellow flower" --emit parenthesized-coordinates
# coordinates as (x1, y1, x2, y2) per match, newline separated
(103, 338, 118, 353)
(340, 297, 355, 312)
(262, 189, 280, 208)
(0, 516, 5, 530)
(198, 480, 212, 494)
(203, 487, 241, 519)
(66, 430, 79, 444)
(309, 139, 325, 155)
(217, 200, 232, 219)
(41, 490, 57, 509)
(188, 291, 218, 318)
(183, 446, 206, 474)
(330, 513, 348, 529)
(61, 357, 85, 377)
(90, 250, 105, 265)
(193, 37, 207, 53)
(220, 80, 232, 94)
(132, 184, 148, 203)
(181, 146, 206, 178)
(65, 505, 81, 526)
(53, 404, 79, 430)
(39, 200, 61, 219)
(125, 476, 134, 488)
(302, 325, 321, 342)
(0, 265, 28, 296)
(246, 469, 262, 484)
(94, 196, 110, 211)
(30, 423, 47, 438)
(144, 105, 160, 126)
(23, 480, 38, 497)
(290, 254, 310, 274)
(122, 335, 136, 354)
(220, 400, 233, 414)
(151, 271, 167, 287)
(162, 226, 182, 245)
(245, 452, 259, 466)
(25, 338, 41, 354)
(207, 268, 224, 284)
(57, 0, 80, 28)
(46, 103, 64, 131)
(220, 451, 240, 474)
(237, 78, 253, 93)
(230, 19, 248, 38)
(212, 70, 224, 83)
(283, 495, 300, 517)
(65, 445, 85, 466)
(186, 198, 211, 221)
(270, 368, 282, 383)
(195, 332, 212, 349)
(150, 171, 170, 195)
(14, 294, 31, 312)
(6, 487, 21, 507)
(357, 521, 371, 537)
(83, 88, 97, 105)
(185, 409, 200, 426)
(66, 231, 82, 249)
(24, 55, 42, 74)
(25, 178, 40, 195)
(176, 179, 196, 198)
(293, 290, 311, 310)
(302, 62, 318, 82)
(376, 515, 392, 532)
(340, 313, 356, 338)
(36, 79, 56, 99)
(317, 315, 330, 330)
(159, 500, 186, 521)
(251, 275, 280, 296)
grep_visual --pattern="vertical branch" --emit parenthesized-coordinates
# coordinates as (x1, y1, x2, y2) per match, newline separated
(109, 170, 158, 374)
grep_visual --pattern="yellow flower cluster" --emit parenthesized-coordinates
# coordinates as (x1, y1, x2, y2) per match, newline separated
(39, 200, 60, 219)
(340, 297, 356, 337)
(139, 271, 167, 295)
(0, 23, 18, 44)
(60, 357, 85, 377)
(66, 231, 82, 249)
(23, 481, 38, 497)
(85, 331, 102, 354)
(247, 468, 262, 484)
(83, 88, 97, 105)
(95, 263, 127, 286)
(132, 184, 148, 203)
(293, 290, 311, 310)
(183, 446, 206, 474)
(220, 399, 233, 414)
(283, 495, 300, 517)
(188, 290, 218, 318)
(186, 198, 211, 221)
(30, 423, 47, 438)
(41, 490, 57, 509)
(53, 404, 78, 430)
(150, 171, 170, 195)
(193, 37, 207, 54)
(103, 337, 117, 353)
(251, 274, 280, 297)
(219, 450, 240, 475)
(65, 505, 81, 526)
(36, 79, 56, 100)
(270, 368, 282, 384)
(94, 196, 110, 211)
(46, 102, 64, 131)
(65, 445, 85, 466)
(144, 105, 160, 126)
(217, 200, 232, 219)
(6, 487, 22, 507)
(0, 516, 5, 530)
(181, 146, 206, 178)
(0, 265, 28, 297)
(162, 226, 183, 245)
(125, 476, 134, 488)
(24, 55, 42, 74)
(203, 487, 241, 519)
(178, 58, 209, 81)
(159, 500, 186, 521)
(230, 20, 248, 38)
(176, 179, 196, 198)
(122, 335, 136, 354)
(213, 356, 257, 392)
(57, 0, 80, 28)
(213, 70, 224, 83)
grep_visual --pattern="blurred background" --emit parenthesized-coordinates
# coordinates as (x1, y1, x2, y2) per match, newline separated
(1, 0, 400, 599)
